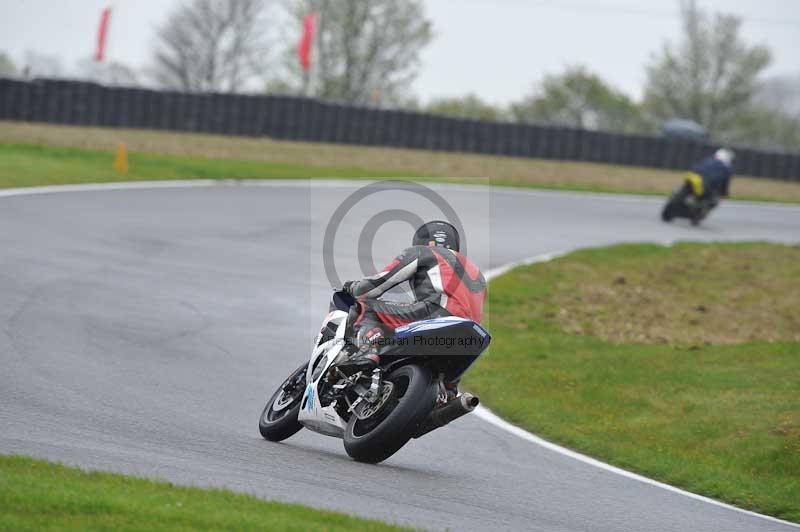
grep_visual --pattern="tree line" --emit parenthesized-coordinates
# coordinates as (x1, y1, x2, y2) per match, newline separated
(1, 0, 797, 152)
(419, 1, 799, 153)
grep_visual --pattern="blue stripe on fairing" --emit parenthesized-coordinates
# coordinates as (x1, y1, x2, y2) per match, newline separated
(395, 318, 466, 333)
(394, 317, 488, 338)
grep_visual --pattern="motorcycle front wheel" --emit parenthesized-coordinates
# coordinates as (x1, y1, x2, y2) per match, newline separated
(343, 364, 438, 464)
(259, 363, 307, 442)
(662, 187, 687, 222)
(661, 198, 676, 222)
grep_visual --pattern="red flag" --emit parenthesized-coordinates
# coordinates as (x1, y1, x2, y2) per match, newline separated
(297, 13, 317, 71)
(95, 7, 112, 62)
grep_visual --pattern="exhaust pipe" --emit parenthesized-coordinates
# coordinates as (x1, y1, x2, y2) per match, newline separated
(413, 393, 480, 438)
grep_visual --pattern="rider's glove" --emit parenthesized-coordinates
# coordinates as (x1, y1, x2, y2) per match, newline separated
(342, 280, 355, 295)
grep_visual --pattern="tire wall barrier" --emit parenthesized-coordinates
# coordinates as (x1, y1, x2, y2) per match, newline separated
(1, 77, 798, 181)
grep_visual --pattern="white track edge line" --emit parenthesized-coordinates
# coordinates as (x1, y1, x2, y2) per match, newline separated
(2, 180, 798, 527)
(483, 252, 800, 529)
(0, 180, 218, 197)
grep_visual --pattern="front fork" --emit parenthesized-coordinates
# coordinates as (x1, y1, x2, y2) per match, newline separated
(345, 367, 383, 415)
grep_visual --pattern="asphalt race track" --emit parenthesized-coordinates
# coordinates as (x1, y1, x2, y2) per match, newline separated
(1, 181, 799, 531)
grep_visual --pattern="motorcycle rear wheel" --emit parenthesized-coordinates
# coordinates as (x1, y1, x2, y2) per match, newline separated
(259, 363, 307, 442)
(343, 364, 437, 464)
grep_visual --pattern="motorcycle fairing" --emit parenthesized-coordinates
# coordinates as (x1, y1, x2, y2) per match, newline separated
(297, 309, 350, 438)
(685, 172, 704, 196)
(390, 316, 491, 382)
(395, 317, 490, 349)
(297, 301, 492, 438)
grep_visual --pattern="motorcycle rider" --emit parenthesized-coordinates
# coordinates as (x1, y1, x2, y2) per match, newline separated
(336, 221, 486, 395)
(684, 148, 735, 212)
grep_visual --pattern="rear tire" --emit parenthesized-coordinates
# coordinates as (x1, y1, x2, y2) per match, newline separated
(259, 363, 307, 442)
(343, 364, 437, 464)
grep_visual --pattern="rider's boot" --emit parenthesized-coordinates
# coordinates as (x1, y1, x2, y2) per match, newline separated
(336, 326, 382, 375)
(336, 350, 380, 375)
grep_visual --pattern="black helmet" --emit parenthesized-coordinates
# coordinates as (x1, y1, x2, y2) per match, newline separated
(412, 220, 460, 252)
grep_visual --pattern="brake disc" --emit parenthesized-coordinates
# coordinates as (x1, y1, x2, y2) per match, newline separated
(353, 381, 395, 420)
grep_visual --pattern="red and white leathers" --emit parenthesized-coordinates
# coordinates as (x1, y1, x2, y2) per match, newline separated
(344, 245, 486, 369)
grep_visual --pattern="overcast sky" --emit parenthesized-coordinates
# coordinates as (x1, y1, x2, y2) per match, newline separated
(0, 0, 797, 104)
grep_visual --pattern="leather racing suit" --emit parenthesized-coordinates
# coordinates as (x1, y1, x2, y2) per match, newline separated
(343, 244, 487, 371)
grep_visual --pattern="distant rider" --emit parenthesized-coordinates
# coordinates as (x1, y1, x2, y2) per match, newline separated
(684, 148, 735, 209)
(337, 221, 486, 396)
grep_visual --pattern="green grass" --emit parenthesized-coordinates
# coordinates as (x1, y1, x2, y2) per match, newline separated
(0, 143, 427, 188)
(2, 141, 799, 203)
(466, 242, 800, 523)
(0, 454, 409, 531)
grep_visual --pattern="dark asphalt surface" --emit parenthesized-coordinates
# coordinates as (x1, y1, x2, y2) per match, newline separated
(1, 181, 798, 531)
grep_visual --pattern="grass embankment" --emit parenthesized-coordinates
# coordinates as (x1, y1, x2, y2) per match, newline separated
(466, 242, 800, 522)
(0, 455, 408, 531)
(2, 121, 800, 202)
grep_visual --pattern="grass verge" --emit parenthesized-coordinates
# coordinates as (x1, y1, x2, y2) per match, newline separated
(465, 242, 800, 522)
(0, 454, 409, 531)
(0, 143, 423, 188)
(2, 121, 800, 202)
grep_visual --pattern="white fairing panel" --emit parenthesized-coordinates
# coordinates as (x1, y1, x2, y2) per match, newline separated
(297, 310, 349, 438)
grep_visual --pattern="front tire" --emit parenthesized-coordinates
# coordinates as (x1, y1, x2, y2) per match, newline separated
(343, 364, 438, 464)
(690, 204, 705, 226)
(661, 199, 675, 222)
(259, 363, 307, 442)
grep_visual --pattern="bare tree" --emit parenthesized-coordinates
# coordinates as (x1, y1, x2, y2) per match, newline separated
(642, 0, 770, 137)
(151, 0, 270, 93)
(0, 51, 16, 77)
(77, 57, 139, 87)
(23, 50, 63, 78)
(280, 0, 433, 106)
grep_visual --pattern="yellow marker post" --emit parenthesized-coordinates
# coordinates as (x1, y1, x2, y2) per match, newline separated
(114, 142, 129, 175)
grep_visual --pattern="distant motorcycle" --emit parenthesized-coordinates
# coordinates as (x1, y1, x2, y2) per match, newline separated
(661, 184, 718, 226)
(258, 290, 490, 463)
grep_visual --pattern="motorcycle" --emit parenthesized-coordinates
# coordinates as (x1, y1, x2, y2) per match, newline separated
(661, 184, 718, 226)
(258, 290, 491, 463)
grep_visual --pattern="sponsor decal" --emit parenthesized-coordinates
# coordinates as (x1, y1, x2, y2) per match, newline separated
(304, 385, 315, 411)
(472, 323, 488, 338)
